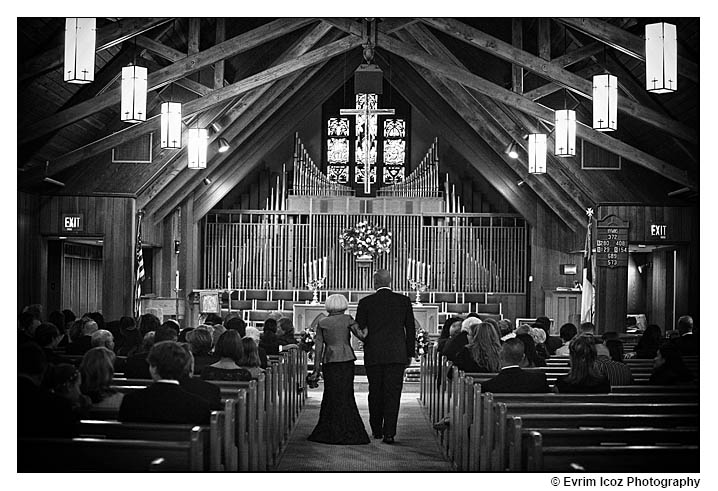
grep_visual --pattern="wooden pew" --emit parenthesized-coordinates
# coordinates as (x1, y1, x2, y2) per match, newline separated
(76, 416, 221, 471)
(18, 429, 203, 472)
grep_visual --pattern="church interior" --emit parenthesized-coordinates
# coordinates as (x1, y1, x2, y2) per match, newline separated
(17, 17, 700, 473)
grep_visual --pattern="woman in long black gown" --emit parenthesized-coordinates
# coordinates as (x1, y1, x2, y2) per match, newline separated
(307, 294, 369, 445)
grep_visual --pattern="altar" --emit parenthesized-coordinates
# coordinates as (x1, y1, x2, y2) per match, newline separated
(294, 303, 439, 335)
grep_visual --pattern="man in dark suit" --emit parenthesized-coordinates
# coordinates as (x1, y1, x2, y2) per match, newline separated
(356, 269, 415, 444)
(178, 344, 222, 410)
(119, 341, 211, 424)
(672, 315, 698, 356)
(481, 338, 550, 393)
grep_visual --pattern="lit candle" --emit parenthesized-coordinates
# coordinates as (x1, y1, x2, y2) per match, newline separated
(323, 256, 328, 279)
(175, 270, 180, 290)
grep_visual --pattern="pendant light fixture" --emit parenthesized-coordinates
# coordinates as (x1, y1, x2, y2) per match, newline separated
(645, 22, 677, 93)
(504, 141, 519, 159)
(160, 84, 182, 149)
(555, 107, 576, 157)
(218, 138, 231, 153)
(592, 73, 617, 132)
(120, 40, 147, 123)
(64, 18, 96, 84)
(188, 128, 208, 169)
(528, 133, 547, 174)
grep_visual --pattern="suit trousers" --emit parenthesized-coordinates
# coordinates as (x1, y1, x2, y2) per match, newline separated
(365, 363, 405, 437)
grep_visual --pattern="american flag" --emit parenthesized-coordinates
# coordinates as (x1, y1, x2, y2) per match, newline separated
(134, 213, 145, 318)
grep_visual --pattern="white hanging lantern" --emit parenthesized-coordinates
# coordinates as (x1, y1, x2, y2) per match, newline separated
(554, 109, 576, 157)
(64, 18, 96, 84)
(592, 74, 617, 132)
(121, 64, 148, 123)
(528, 133, 547, 174)
(160, 102, 182, 149)
(645, 22, 677, 94)
(188, 128, 208, 169)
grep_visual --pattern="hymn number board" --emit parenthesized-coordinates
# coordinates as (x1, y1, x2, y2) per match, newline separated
(596, 215, 629, 268)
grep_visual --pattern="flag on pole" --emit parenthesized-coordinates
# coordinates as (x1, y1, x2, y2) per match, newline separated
(134, 212, 145, 318)
(580, 208, 595, 323)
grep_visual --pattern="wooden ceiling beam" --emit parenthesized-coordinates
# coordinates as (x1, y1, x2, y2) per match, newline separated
(556, 17, 699, 83)
(214, 19, 226, 89)
(401, 24, 586, 231)
(420, 18, 697, 144)
(380, 18, 420, 34)
(511, 19, 523, 95)
(139, 22, 337, 213)
(19, 18, 316, 144)
(355, 20, 696, 190)
(19, 18, 174, 84)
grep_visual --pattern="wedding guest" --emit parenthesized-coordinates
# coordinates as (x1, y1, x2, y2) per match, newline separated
(90, 329, 115, 351)
(201, 330, 252, 381)
(481, 338, 550, 393)
(498, 319, 515, 342)
(530, 327, 549, 365)
(515, 324, 544, 367)
(34, 323, 66, 365)
(178, 344, 221, 410)
(47, 363, 92, 418)
(259, 318, 281, 356)
(533, 316, 562, 354)
(277, 317, 299, 347)
(672, 315, 698, 356)
(236, 337, 265, 379)
(555, 323, 577, 356)
(437, 316, 463, 354)
(123, 331, 155, 379)
(67, 318, 98, 355)
(634, 324, 663, 359)
(186, 328, 218, 375)
(452, 320, 501, 374)
(650, 343, 694, 385)
(80, 347, 124, 410)
(555, 334, 610, 393)
(138, 313, 160, 336)
(116, 316, 142, 356)
(595, 333, 633, 386)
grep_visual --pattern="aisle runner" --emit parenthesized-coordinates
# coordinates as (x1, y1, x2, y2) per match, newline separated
(275, 388, 453, 472)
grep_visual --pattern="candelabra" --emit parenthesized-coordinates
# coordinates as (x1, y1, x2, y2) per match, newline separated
(408, 279, 427, 305)
(305, 277, 326, 305)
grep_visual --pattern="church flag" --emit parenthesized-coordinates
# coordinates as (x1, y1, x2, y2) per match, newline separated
(580, 208, 594, 323)
(134, 212, 145, 318)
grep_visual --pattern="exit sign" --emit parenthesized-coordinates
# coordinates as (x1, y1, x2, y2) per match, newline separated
(650, 224, 668, 239)
(61, 214, 84, 232)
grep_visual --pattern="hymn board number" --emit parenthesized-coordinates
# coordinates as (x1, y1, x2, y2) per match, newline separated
(340, 102, 395, 195)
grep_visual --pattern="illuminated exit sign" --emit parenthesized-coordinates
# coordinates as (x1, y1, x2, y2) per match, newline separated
(650, 224, 668, 239)
(61, 214, 84, 232)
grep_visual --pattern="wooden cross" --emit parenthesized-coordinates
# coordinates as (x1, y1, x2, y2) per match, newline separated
(340, 99, 395, 194)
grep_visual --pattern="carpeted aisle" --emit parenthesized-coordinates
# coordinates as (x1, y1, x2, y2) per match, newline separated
(274, 383, 453, 472)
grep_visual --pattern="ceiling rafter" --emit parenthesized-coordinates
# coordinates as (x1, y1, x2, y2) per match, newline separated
(420, 18, 697, 145)
(556, 17, 699, 83)
(19, 18, 317, 145)
(19, 18, 174, 84)
(139, 22, 337, 214)
(321, 18, 695, 190)
(399, 23, 587, 231)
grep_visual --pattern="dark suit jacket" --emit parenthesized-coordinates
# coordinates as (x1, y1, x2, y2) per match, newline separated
(180, 376, 223, 410)
(480, 367, 551, 393)
(18, 376, 78, 437)
(545, 335, 563, 355)
(672, 334, 699, 356)
(119, 381, 211, 424)
(123, 352, 151, 379)
(356, 288, 415, 366)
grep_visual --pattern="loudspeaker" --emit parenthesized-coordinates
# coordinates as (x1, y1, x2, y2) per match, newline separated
(354, 64, 383, 94)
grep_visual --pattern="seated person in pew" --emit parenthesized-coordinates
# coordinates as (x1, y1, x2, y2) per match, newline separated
(480, 338, 550, 393)
(437, 316, 464, 354)
(671, 315, 698, 357)
(186, 328, 219, 375)
(530, 327, 549, 365)
(596, 333, 633, 386)
(533, 316, 562, 355)
(554, 334, 610, 394)
(498, 319, 515, 343)
(66, 318, 98, 356)
(226, 317, 268, 369)
(259, 318, 282, 356)
(277, 317, 299, 349)
(649, 343, 694, 385)
(119, 341, 211, 425)
(46, 363, 92, 418)
(515, 325, 544, 367)
(18, 342, 79, 437)
(448, 318, 502, 375)
(124, 326, 178, 379)
(554, 323, 577, 356)
(633, 324, 663, 359)
(178, 344, 222, 410)
(236, 337, 265, 379)
(115, 316, 142, 357)
(34, 322, 68, 365)
(80, 347, 124, 410)
(201, 330, 253, 381)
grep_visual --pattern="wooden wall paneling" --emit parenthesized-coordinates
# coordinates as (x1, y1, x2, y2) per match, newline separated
(596, 263, 629, 333)
(651, 250, 668, 332)
(162, 214, 175, 297)
(17, 193, 42, 313)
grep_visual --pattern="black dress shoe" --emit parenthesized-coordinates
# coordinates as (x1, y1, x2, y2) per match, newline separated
(382, 436, 395, 444)
(372, 433, 383, 439)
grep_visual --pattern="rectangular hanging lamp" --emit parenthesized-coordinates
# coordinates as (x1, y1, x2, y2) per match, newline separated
(64, 18, 96, 84)
(554, 109, 576, 157)
(121, 64, 148, 123)
(528, 133, 547, 174)
(645, 22, 677, 94)
(592, 74, 617, 131)
(188, 128, 208, 169)
(160, 102, 182, 149)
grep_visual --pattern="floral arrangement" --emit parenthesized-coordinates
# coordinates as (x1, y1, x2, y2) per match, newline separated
(339, 221, 392, 258)
(298, 328, 315, 358)
(415, 328, 431, 359)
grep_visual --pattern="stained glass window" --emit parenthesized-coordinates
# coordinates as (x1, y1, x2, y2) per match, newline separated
(354, 94, 378, 185)
(383, 118, 406, 184)
(327, 117, 349, 183)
